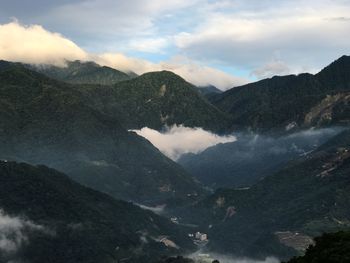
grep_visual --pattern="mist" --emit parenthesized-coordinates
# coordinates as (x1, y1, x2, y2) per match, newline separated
(0, 209, 50, 263)
(132, 125, 236, 160)
(179, 127, 345, 188)
(188, 251, 280, 263)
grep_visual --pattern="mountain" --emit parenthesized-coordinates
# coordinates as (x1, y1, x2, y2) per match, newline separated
(0, 60, 203, 205)
(156, 256, 195, 263)
(31, 62, 231, 132)
(177, 129, 350, 260)
(77, 70, 230, 132)
(196, 85, 222, 99)
(210, 56, 350, 131)
(0, 161, 195, 263)
(32, 60, 134, 85)
(178, 128, 341, 189)
(285, 231, 350, 263)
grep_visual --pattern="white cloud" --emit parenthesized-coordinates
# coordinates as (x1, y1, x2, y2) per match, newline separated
(2, 0, 350, 83)
(128, 38, 169, 53)
(97, 53, 247, 89)
(95, 52, 160, 74)
(0, 21, 88, 66)
(0, 209, 45, 254)
(190, 252, 280, 263)
(0, 21, 242, 90)
(132, 125, 236, 160)
(251, 61, 291, 79)
(174, 1, 350, 77)
(161, 56, 247, 89)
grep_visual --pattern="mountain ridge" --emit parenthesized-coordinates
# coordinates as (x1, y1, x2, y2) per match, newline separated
(31, 60, 135, 85)
(176, 128, 350, 260)
(0, 61, 204, 205)
(210, 55, 350, 132)
(0, 161, 195, 263)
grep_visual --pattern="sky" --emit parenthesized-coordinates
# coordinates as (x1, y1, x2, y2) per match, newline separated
(0, 0, 350, 89)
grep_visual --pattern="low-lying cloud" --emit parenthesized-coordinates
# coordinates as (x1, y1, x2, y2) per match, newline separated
(179, 127, 344, 189)
(189, 251, 280, 263)
(251, 61, 291, 79)
(0, 209, 45, 254)
(0, 21, 246, 89)
(132, 125, 236, 160)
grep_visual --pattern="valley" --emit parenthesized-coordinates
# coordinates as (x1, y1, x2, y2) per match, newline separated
(1, 54, 350, 263)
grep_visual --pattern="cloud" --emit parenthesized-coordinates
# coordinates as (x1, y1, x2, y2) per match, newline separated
(0, 21, 88, 66)
(2, 0, 350, 83)
(95, 52, 160, 74)
(0, 21, 243, 89)
(132, 125, 236, 160)
(161, 56, 247, 89)
(0, 209, 45, 254)
(97, 53, 247, 89)
(128, 37, 169, 53)
(178, 127, 344, 189)
(189, 251, 279, 263)
(174, 1, 350, 77)
(251, 60, 291, 79)
(44, 0, 199, 39)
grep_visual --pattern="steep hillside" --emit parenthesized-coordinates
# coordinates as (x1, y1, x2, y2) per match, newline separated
(177, 129, 350, 260)
(0, 161, 195, 263)
(79, 71, 230, 132)
(32, 60, 133, 85)
(0, 61, 203, 205)
(211, 56, 350, 131)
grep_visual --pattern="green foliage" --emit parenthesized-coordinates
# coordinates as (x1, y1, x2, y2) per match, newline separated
(32, 60, 133, 85)
(0, 161, 195, 263)
(155, 256, 195, 263)
(211, 56, 350, 131)
(286, 231, 350, 263)
(178, 130, 350, 260)
(0, 61, 204, 204)
(78, 70, 230, 132)
(179, 129, 340, 189)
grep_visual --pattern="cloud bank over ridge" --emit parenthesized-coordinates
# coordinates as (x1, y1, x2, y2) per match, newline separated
(0, 21, 246, 90)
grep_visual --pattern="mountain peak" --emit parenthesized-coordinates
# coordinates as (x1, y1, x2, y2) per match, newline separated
(32, 60, 133, 85)
(139, 70, 188, 83)
(66, 59, 100, 68)
(316, 55, 350, 90)
(317, 55, 350, 73)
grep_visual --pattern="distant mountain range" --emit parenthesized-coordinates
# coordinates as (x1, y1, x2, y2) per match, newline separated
(0, 60, 204, 205)
(28, 56, 350, 133)
(0, 161, 195, 263)
(196, 85, 222, 99)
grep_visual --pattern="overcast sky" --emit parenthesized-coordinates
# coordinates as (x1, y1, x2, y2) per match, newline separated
(0, 0, 350, 89)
